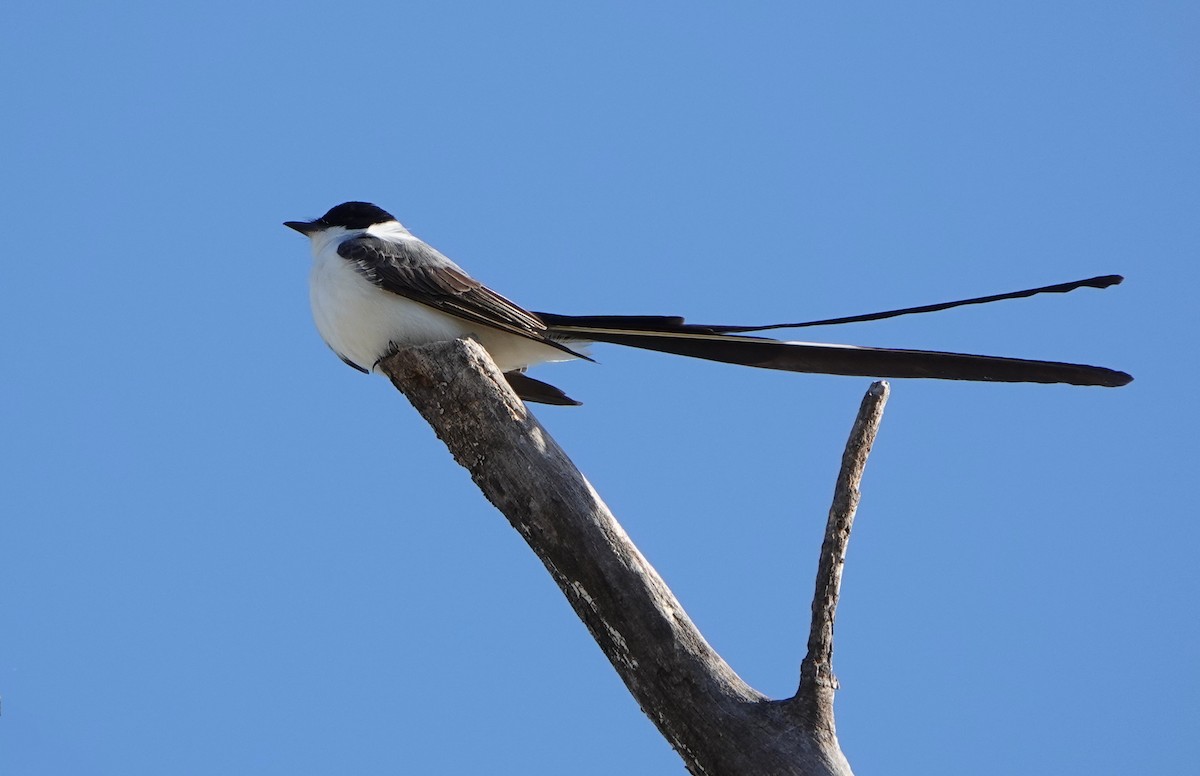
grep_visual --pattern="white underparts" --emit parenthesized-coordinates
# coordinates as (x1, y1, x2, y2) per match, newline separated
(308, 229, 575, 374)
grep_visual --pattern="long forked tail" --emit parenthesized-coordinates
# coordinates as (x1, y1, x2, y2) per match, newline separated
(532, 275, 1132, 389)
(538, 316, 1131, 387)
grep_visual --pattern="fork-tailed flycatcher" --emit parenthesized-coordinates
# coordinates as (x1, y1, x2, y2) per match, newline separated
(285, 201, 1131, 405)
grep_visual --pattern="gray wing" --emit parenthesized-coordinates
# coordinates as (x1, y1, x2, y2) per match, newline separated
(337, 235, 567, 348)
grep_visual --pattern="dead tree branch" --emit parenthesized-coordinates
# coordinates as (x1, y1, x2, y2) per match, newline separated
(379, 339, 887, 776)
(794, 382, 889, 734)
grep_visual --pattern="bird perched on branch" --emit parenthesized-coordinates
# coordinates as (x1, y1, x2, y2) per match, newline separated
(285, 201, 1131, 405)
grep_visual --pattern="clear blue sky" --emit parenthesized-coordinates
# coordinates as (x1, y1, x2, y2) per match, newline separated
(2, 2, 1196, 774)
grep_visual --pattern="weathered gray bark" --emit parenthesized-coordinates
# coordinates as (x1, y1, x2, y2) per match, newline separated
(379, 339, 888, 776)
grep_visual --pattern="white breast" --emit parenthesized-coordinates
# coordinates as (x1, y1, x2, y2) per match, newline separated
(307, 234, 576, 374)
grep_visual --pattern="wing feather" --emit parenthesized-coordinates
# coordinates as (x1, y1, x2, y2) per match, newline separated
(337, 235, 555, 343)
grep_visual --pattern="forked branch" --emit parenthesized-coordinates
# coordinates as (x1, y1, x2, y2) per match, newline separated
(379, 339, 887, 776)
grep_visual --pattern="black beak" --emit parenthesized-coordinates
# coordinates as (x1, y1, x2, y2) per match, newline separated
(284, 220, 322, 235)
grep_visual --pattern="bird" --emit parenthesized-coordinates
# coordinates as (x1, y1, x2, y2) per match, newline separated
(285, 201, 1132, 405)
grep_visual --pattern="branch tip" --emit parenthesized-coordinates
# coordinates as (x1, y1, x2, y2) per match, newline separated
(795, 381, 889, 722)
